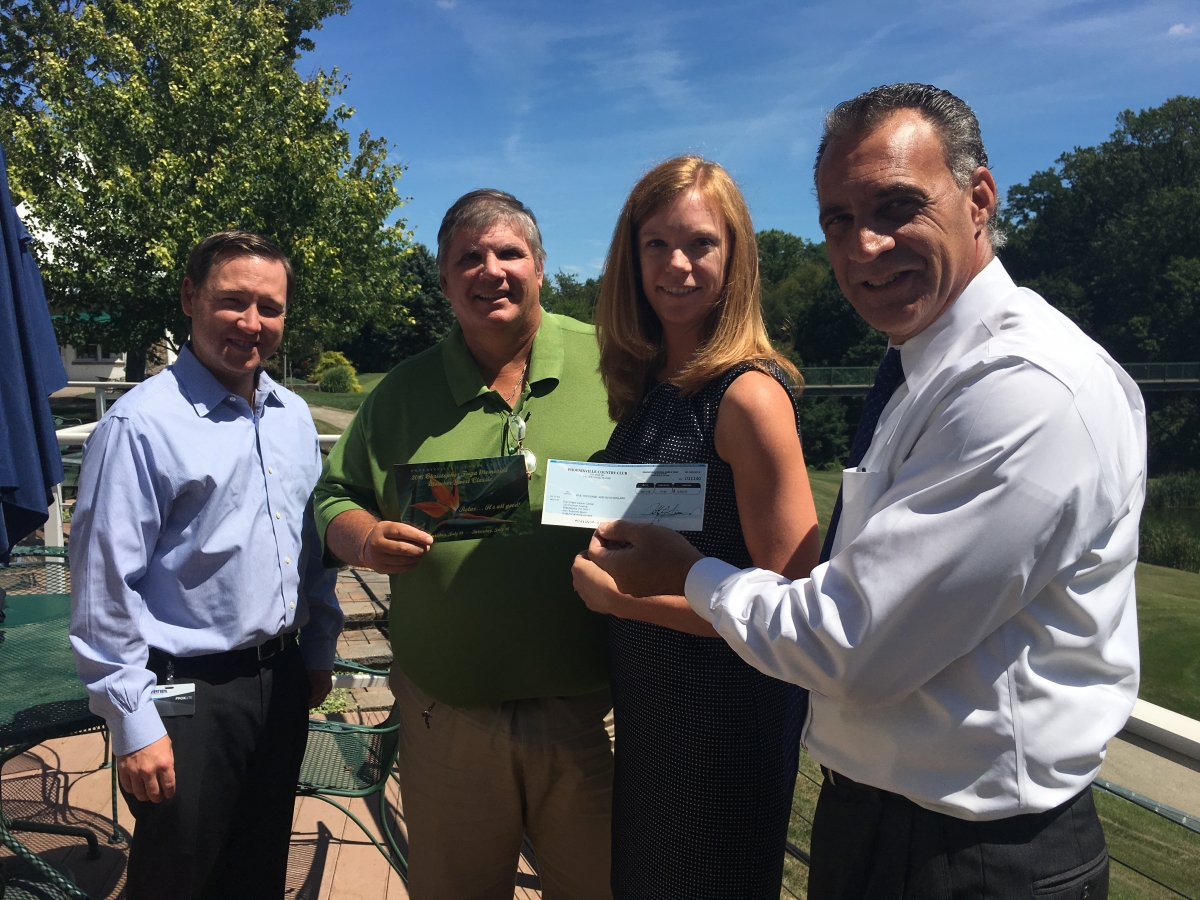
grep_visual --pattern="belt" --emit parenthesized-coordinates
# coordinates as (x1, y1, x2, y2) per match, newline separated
(249, 631, 297, 661)
(149, 631, 298, 670)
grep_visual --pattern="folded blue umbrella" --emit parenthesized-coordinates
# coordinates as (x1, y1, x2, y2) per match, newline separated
(0, 143, 69, 564)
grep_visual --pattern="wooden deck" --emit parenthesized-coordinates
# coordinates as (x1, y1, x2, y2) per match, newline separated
(0, 717, 544, 899)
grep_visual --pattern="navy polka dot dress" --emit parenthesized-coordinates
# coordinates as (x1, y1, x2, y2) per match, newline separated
(606, 361, 806, 899)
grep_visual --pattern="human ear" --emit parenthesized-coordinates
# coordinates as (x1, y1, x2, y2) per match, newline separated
(180, 277, 196, 317)
(969, 166, 998, 236)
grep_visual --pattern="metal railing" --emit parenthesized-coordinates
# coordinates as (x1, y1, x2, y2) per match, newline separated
(1122, 362, 1200, 390)
(62, 381, 140, 421)
(800, 363, 1200, 396)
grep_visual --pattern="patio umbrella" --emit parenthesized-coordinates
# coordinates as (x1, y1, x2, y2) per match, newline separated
(0, 144, 68, 564)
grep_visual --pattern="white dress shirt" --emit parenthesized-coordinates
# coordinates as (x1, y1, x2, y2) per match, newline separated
(685, 259, 1146, 820)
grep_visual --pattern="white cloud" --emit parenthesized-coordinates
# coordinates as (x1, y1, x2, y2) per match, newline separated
(435, 0, 456, 9)
(1168, 23, 1194, 36)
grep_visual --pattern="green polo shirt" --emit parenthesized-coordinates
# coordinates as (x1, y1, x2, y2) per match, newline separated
(314, 312, 614, 707)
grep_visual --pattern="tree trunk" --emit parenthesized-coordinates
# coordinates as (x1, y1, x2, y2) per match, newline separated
(124, 348, 147, 382)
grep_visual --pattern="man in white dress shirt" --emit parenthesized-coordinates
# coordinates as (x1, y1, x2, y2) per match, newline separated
(577, 84, 1145, 898)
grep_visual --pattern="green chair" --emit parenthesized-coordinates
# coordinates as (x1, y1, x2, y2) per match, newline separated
(1, 546, 122, 900)
(296, 699, 406, 879)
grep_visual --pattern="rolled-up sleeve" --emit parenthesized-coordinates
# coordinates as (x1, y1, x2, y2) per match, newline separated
(68, 416, 168, 756)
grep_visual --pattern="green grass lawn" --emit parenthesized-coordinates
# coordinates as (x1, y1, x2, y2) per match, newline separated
(302, 371, 385, 411)
(1134, 562, 1200, 719)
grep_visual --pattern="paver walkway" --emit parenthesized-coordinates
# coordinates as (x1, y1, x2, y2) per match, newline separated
(1, 721, 544, 899)
(308, 405, 356, 431)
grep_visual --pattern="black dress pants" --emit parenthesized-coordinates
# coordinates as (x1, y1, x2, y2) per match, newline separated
(808, 769, 1109, 900)
(123, 638, 310, 900)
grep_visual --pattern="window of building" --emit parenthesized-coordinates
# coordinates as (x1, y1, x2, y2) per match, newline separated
(73, 345, 124, 363)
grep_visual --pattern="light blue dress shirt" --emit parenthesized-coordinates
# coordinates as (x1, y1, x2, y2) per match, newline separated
(69, 345, 343, 756)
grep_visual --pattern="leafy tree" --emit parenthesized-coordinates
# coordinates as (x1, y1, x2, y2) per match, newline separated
(755, 230, 885, 467)
(757, 230, 887, 368)
(334, 243, 455, 373)
(0, 0, 411, 379)
(541, 270, 601, 323)
(1002, 95, 1200, 471)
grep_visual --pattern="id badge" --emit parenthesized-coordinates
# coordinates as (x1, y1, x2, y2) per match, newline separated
(151, 683, 196, 717)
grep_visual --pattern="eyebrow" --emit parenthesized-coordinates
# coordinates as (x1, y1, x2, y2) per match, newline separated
(819, 182, 933, 220)
(458, 243, 528, 258)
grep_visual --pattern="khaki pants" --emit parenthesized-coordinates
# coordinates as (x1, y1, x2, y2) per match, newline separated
(390, 667, 614, 900)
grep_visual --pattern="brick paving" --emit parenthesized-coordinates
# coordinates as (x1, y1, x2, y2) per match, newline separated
(1, 718, 543, 899)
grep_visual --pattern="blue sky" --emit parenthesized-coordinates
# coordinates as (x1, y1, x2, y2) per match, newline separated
(301, 0, 1200, 276)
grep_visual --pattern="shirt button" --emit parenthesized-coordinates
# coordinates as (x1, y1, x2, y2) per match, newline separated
(289, 602, 296, 609)
(285, 556, 291, 564)
(268, 467, 274, 474)
(228, 396, 236, 403)
(275, 512, 281, 519)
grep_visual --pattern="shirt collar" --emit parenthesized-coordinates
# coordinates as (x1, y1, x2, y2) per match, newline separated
(442, 310, 565, 408)
(895, 257, 1015, 385)
(174, 342, 282, 418)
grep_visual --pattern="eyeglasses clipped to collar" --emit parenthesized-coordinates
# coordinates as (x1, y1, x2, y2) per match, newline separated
(506, 412, 536, 476)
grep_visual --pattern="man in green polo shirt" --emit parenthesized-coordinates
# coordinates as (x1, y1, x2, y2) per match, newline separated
(314, 189, 614, 899)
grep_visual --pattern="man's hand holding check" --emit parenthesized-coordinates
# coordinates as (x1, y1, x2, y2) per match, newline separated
(580, 520, 702, 599)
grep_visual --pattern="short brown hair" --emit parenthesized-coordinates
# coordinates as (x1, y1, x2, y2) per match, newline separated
(185, 231, 295, 304)
(595, 156, 798, 422)
(436, 189, 545, 272)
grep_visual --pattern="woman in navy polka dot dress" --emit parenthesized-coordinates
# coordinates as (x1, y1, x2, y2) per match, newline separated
(572, 157, 821, 898)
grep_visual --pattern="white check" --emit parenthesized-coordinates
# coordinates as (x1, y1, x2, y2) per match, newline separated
(542, 460, 707, 531)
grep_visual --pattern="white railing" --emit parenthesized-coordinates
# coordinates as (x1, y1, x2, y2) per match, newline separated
(63, 380, 140, 421)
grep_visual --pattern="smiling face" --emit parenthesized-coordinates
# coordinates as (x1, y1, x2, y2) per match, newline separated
(180, 253, 287, 397)
(637, 190, 729, 345)
(817, 109, 996, 344)
(439, 219, 544, 342)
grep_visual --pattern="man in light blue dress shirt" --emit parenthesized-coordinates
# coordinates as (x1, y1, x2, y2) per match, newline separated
(69, 231, 342, 900)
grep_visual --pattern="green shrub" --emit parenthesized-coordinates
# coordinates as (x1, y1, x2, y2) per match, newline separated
(1140, 517, 1200, 573)
(1145, 472, 1200, 513)
(311, 350, 357, 383)
(314, 688, 353, 715)
(319, 364, 361, 393)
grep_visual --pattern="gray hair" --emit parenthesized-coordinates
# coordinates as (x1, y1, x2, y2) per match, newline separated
(436, 189, 546, 271)
(814, 83, 1006, 249)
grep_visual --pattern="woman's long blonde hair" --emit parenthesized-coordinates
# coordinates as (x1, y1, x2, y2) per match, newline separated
(595, 156, 799, 422)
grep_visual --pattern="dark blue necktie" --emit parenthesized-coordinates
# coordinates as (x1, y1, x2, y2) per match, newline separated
(819, 348, 906, 563)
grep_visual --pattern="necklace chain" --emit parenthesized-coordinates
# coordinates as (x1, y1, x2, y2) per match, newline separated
(503, 356, 529, 406)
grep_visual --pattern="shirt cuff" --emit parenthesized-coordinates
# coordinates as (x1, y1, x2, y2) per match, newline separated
(684, 557, 742, 623)
(300, 635, 338, 671)
(105, 702, 168, 757)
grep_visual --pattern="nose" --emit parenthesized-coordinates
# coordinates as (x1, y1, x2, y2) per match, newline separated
(481, 251, 505, 280)
(666, 248, 691, 272)
(848, 226, 895, 262)
(238, 304, 262, 333)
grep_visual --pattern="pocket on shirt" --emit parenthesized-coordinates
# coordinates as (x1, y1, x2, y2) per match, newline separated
(1031, 849, 1108, 899)
(834, 468, 889, 553)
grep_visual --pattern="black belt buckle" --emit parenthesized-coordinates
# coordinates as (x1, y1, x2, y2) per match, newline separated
(256, 634, 287, 660)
